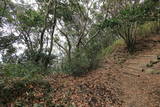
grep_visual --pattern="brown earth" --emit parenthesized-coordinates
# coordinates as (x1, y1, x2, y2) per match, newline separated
(45, 35, 160, 107)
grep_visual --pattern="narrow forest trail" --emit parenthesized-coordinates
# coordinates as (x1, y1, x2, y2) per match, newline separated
(46, 35, 160, 107)
(106, 35, 160, 107)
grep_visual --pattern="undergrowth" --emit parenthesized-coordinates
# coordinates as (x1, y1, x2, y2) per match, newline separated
(137, 21, 160, 37)
(0, 62, 58, 106)
(102, 39, 124, 57)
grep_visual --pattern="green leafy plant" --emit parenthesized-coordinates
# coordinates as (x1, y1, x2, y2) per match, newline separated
(0, 78, 53, 106)
(0, 62, 43, 78)
(102, 0, 159, 53)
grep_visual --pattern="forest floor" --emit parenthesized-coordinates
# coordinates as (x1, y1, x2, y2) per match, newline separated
(45, 34, 160, 107)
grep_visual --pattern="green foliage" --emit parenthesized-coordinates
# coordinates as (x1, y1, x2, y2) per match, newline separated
(61, 49, 91, 76)
(102, 0, 160, 53)
(102, 18, 120, 28)
(137, 21, 160, 36)
(0, 62, 42, 78)
(145, 69, 160, 74)
(17, 9, 44, 28)
(119, 0, 159, 23)
(56, 2, 73, 22)
(61, 33, 116, 76)
(103, 0, 159, 29)
(0, 0, 12, 22)
(0, 34, 18, 63)
(0, 79, 54, 106)
(0, 62, 56, 106)
(102, 39, 124, 56)
(0, 1, 159, 105)
(1, 0, 160, 78)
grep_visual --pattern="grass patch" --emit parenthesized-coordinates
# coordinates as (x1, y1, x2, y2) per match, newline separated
(102, 39, 124, 56)
(145, 68, 160, 74)
(137, 21, 160, 37)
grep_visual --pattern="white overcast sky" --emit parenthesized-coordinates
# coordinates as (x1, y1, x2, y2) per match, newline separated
(12, 0, 37, 5)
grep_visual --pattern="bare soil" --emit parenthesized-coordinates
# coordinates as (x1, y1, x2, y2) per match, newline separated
(46, 35, 160, 107)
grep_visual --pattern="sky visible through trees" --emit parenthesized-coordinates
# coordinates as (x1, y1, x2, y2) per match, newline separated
(0, 0, 159, 71)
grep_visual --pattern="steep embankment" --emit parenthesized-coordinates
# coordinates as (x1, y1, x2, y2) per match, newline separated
(46, 35, 160, 107)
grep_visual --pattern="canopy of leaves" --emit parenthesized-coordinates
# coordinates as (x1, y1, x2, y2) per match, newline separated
(17, 9, 44, 28)
(103, 0, 160, 29)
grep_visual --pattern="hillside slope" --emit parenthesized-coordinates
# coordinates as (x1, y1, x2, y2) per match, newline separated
(107, 35, 160, 107)
(46, 35, 160, 107)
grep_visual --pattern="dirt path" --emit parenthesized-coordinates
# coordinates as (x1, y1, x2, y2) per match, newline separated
(109, 35, 160, 107)
(47, 35, 160, 107)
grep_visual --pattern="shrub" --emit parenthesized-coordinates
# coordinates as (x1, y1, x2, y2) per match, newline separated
(0, 62, 44, 78)
(137, 21, 160, 36)
(0, 79, 54, 106)
(61, 33, 116, 76)
(103, 0, 159, 53)
(61, 49, 92, 76)
(102, 39, 124, 56)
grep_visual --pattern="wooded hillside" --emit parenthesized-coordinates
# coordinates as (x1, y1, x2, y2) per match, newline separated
(0, 0, 160, 106)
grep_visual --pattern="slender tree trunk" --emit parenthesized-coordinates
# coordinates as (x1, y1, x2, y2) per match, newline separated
(44, 0, 57, 68)
(35, 0, 52, 63)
